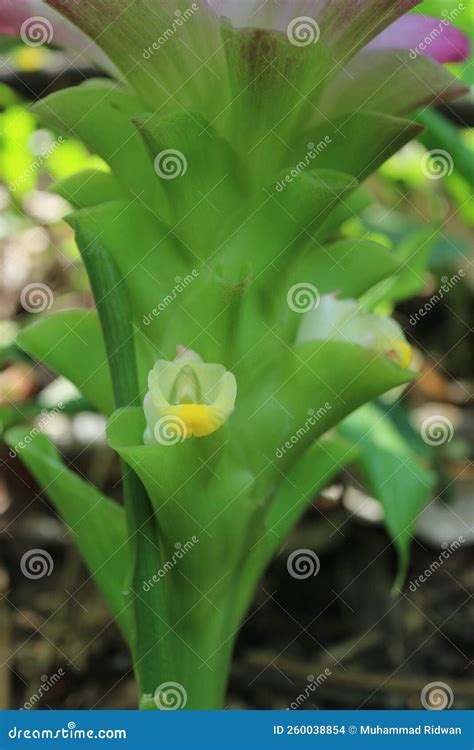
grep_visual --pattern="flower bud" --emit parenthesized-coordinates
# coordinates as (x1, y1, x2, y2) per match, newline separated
(297, 295, 412, 369)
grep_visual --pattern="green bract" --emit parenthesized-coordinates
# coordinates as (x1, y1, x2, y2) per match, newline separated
(5, 0, 458, 709)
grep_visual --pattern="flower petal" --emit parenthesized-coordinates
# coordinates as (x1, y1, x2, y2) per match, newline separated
(367, 13, 470, 62)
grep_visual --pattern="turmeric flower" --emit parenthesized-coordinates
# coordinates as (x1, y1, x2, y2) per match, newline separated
(143, 348, 237, 445)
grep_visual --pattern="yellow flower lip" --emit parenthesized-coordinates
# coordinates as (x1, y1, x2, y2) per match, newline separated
(167, 404, 223, 438)
(386, 340, 412, 369)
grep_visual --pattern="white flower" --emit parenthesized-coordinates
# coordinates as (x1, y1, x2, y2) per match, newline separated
(297, 295, 412, 368)
(143, 348, 237, 444)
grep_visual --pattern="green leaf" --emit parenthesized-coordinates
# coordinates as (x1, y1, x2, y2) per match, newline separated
(320, 50, 465, 119)
(289, 238, 403, 299)
(134, 110, 241, 259)
(294, 111, 422, 182)
(230, 436, 356, 627)
(237, 340, 414, 474)
(4, 428, 131, 638)
(415, 109, 474, 188)
(66, 201, 196, 364)
(32, 81, 157, 201)
(17, 310, 115, 415)
(339, 403, 436, 587)
(52, 169, 125, 209)
(361, 228, 438, 311)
